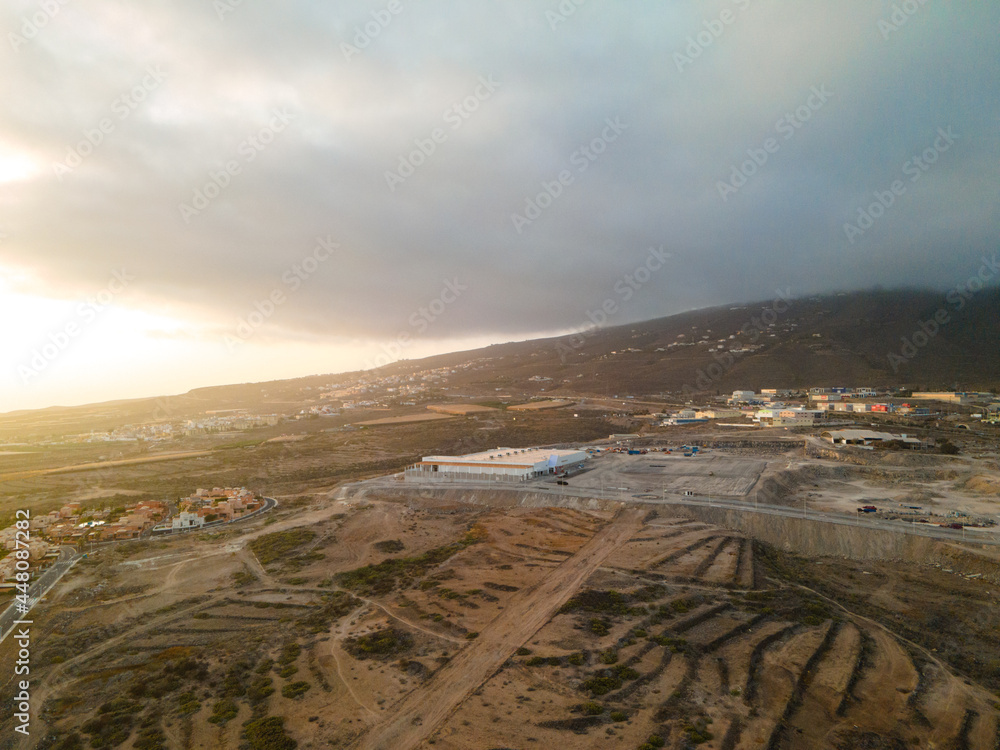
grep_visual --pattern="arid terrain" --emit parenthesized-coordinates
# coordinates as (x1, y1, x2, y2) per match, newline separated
(1, 358, 999, 749)
(3, 462, 999, 749)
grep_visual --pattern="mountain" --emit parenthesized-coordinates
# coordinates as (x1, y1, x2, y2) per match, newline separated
(2, 288, 997, 437)
(374, 286, 1000, 396)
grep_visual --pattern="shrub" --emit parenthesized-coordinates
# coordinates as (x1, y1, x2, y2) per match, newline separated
(279, 642, 301, 665)
(281, 681, 311, 699)
(133, 727, 166, 750)
(599, 649, 618, 665)
(247, 676, 275, 703)
(582, 664, 640, 696)
(243, 716, 297, 750)
(581, 702, 603, 716)
(567, 652, 586, 666)
(670, 598, 696, 614)
(296, 590, 360, 632)
(609, 710, 627, 722)
(53, 734, 84, 750)
(516, 647, 532, 656)
(81, 700, 143, 748)
(465, 632, 479, 640)
(177, 692, 201, 715)
(250, 529, 317, 566)
(589, 619, 609, 636)
(560, 589, 630, 616)
(255, 659, 274, 676)
(343, 628, 413, 659)
(233, 570, 257, 587)
(337, 529, 484, 596)
(207, 698, 239, 725)
(684, 716, 714, 745)
(939, 439, 960, 455)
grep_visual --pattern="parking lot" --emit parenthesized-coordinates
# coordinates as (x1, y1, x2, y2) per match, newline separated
(564, 450, 768, 498)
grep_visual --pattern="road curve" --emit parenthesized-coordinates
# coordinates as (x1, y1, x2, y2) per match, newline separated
(351, 476, 1000, 547)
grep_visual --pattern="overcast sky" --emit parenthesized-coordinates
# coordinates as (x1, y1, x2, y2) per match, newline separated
(1, 1, 998, 412)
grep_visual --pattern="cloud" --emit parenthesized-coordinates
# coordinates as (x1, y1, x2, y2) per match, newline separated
(1, 0, 998, 352)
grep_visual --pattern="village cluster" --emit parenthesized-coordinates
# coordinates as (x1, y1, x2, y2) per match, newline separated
(0, 487, 261, 584)
(658, 388, 1000, 429)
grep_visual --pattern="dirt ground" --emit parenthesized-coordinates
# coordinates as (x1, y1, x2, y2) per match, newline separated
(3, 489, 998, 750)
(354, 414, 458, 426)
(573, 451, 768, 497)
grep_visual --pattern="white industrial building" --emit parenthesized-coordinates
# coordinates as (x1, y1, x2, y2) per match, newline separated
(171, 511, 205, 530)
(821, 430, 924, 448)
(406, 447, 587, 482)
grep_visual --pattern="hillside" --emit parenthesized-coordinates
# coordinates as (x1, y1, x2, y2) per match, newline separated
(378, 287, 1000, 396)
(2, 288, 997, 438)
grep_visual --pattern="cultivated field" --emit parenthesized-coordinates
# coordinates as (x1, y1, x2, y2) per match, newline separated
(425, 404, 498, 415)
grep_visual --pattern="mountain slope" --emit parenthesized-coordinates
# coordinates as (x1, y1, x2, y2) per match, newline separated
(2, 288, 997, 437)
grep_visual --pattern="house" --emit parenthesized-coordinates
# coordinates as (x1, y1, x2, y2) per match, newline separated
(171, 511, 205, 530)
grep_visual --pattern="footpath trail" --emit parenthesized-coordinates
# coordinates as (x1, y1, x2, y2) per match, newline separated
(352, 507, 645, 750)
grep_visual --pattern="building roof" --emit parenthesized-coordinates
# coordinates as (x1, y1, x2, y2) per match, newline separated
(822, 430, 922, 444)
(421, 447, 586, 467)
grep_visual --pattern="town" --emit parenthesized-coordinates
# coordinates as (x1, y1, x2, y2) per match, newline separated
(0, 487, 265, 585)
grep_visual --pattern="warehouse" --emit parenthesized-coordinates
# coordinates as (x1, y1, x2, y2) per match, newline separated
(821, 430, 924, 448)
(405, 447, 587, 482)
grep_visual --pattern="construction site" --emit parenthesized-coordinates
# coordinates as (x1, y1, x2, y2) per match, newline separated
(1, 427, 998, 750)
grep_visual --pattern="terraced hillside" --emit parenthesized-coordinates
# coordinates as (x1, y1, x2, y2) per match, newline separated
(2, 498, 997, 750)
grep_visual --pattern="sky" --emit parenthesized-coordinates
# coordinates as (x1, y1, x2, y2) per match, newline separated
(1, 1, 999, 412)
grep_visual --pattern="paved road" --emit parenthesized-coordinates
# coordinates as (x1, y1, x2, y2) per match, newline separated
(0, 546, 82, 643)
(149, 495, 277, 536)
(353, 476, 1000, 547)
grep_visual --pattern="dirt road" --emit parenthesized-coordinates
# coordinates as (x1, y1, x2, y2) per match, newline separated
(352, 507, 645, 750)
(0, 450, 214, 483)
